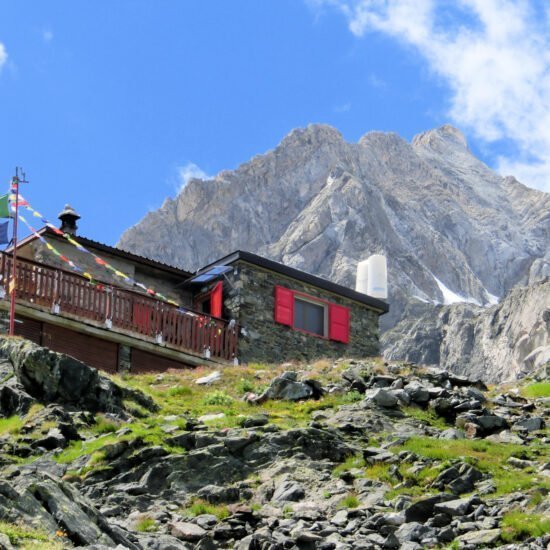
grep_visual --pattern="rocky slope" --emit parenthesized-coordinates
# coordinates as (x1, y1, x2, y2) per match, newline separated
(0, 338, 548, 549)
(118, 124, 550, 334)
(382, 278, 550, 383)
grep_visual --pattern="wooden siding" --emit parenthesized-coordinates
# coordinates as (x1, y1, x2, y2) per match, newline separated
(42, 323, 119, 374)
(14, 316, 42, 345)
(131, 348, 189, 374)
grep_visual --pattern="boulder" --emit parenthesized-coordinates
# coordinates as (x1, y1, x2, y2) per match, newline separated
(404, 494, 455, 523)
(434, 496, 475, 516)
(170, 521, 206, 542)
(272, 480, 305, 503)
(0, 381, 34, 416)
(252, 371, 314, 402)
(512, 416, 544, 432)
(456, 528, 501, 545)
(404, 382, 430, 404)
(366, 388, 399, 408)
(394, 522, 433, 543)
(0, 338, 157, 417)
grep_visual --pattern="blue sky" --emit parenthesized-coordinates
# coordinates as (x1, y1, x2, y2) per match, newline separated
(0, 0, 548, 245)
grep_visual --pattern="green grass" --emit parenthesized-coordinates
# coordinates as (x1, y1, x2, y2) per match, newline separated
(341, 390, 363, 403)
(108, 359, 386, 431)
(135, 518, 157, 533)
(396, 436, 550, 496)
(402, 405, 449, 429)
(338, 493, 360, 509)
(333, 454, 366, 477)
(501, 511, 550, 542)
(183, 499, 230, 520)
(521, 382, 550, 399)
(90, 415, 120, 435)
(0, 416, 24, 436)
(0, 521, 51, 545)
(202, 390, 234, 407)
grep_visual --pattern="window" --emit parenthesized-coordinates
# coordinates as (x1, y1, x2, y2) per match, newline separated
(193, 281, 223, 318)
(294, 296, 326, 336)
(274, 285, 350, 343)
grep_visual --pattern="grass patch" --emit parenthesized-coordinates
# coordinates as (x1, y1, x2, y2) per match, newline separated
(135, 518, 157, 533)
(342, 390, 363, 403)
(202, 391, 234, 407)
(396, 436, 550, 496)
(521, 382, 550, 399)
(0, 416, 24, 436)
(54, 434, 121, 464)
(108, 360, 386, 431)
(90, 415, 119, 435)
(402, 405, 449, 429)
(0, 521, 51, 545)
(183, 499, 229, 520)
(333, 454, 366, 477)
(338, 493, 360, 509)
(501, 511, 550, 542)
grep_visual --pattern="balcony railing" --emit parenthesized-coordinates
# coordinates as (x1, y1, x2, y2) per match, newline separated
(0, 253, 238, 362)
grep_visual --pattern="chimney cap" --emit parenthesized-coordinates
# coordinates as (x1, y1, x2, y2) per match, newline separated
(58, 204, 81, 221)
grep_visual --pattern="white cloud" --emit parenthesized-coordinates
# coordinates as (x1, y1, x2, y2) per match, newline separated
(176, 162, 211, 193)
(312, 0, 550, 192)
(0, 43, 7, 72)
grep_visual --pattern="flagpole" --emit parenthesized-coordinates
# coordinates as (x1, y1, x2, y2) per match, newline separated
(8, 168, 24, 336)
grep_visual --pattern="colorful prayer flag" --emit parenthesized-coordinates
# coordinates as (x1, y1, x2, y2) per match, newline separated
(0, 194, 11, 219)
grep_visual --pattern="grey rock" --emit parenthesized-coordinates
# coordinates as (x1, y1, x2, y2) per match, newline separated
(0, 381, 34, 416)
(384, 279, 550, 383)
(253, 371, 314, 402)
(456, 528, 501, 545)
(513, 416, 545, 432)
(0, 338, 157, 416)
(404, 494, 455, 523)
(272, 480, 305, 503)
(367, 388, 399, 408)
(170, 521, 206, 542)
(507, 456, 536, 469)
(394, 522, 432, 543)
(404, 382, 430, 404)
(485, 430, 524, 444)
(439, 428, 465, 440)
(331, 509, 348, 526)
(434, 496, 475, 516)
(433, 463, 483, 495)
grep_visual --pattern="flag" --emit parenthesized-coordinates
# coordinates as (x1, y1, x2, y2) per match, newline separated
(0, 221, 9, 245)
(0, 194, 11, 218)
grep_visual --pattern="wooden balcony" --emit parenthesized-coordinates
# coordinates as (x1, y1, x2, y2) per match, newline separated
(0, 253, 238, 363)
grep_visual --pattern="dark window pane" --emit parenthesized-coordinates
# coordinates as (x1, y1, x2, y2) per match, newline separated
(294, 298, 325, 336)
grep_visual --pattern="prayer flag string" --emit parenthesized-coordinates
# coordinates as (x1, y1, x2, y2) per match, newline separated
(14, 196, 181, 308)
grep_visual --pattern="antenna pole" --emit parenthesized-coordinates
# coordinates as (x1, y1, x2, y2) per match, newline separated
(8, 167, 27, 336)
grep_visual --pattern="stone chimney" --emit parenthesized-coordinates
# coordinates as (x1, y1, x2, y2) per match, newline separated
(58, 204, 81, 235)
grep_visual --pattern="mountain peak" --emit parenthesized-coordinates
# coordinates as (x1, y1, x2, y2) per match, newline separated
(412, 124, 469, 150)
(279, 124, 344, 148)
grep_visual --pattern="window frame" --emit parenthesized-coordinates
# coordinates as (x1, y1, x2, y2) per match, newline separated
(292, 291, 330, 340)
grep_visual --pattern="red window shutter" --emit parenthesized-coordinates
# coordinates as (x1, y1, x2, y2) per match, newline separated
(329, 304, 350, 343)
(210, 282, 223, 318)
(274, 286, 294, 326)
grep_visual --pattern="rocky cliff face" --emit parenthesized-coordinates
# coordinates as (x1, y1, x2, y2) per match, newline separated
(382, 279, 550, 383)
(118, 124, 550, 334)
